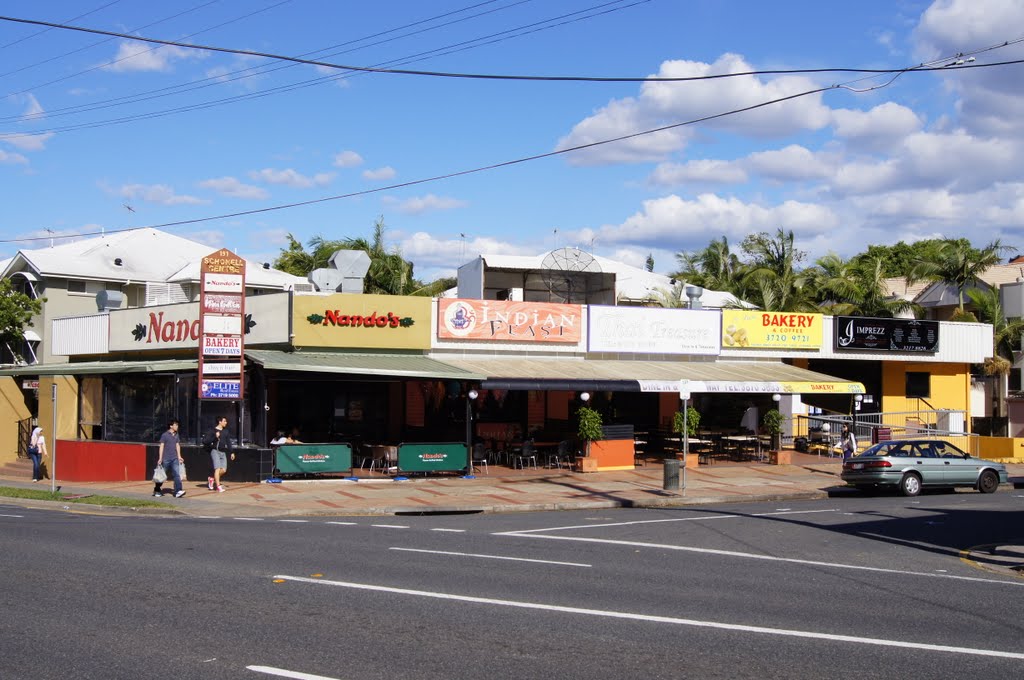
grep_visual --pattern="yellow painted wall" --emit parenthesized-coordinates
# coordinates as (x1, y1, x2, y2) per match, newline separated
(976, 437, 1024, 461)
(0, 377, 31, 465)
(37, 376, 79, 448)
(881, 361, 971, 431)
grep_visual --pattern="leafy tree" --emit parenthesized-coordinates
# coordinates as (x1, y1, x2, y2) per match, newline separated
(801, 254, 915, 317)
(272, 217, 415, 295)
(907, 239, 1016, 312)
(409, 276, 457, 297)
(673, 236, 748, 295)
(966, 287, 1024, 376)
(0, 279, 43, 363)
(644, 253, 654, 272)
(851, 239, 957, 277)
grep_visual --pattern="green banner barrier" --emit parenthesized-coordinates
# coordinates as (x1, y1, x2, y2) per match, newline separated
(397, 442, 468, 473)
(274, 443, 352, 475)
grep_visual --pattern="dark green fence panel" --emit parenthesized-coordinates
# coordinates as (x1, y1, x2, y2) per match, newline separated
(275, 443, 352, 475)
(397, 442, 468, 473)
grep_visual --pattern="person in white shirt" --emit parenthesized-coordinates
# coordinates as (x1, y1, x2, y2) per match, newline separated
(841, 423, 857, 459)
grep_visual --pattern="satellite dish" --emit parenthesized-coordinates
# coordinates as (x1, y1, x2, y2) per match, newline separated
(539, 247, 601, 304)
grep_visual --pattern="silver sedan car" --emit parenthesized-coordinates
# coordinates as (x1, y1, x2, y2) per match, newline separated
(840, 439, 1007, 496)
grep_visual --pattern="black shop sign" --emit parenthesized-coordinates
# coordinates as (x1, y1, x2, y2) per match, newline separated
(835, 317, 939, 352)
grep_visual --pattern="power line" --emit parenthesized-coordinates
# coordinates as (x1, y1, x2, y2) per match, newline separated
(0, 82, 840, 244)
(1, 11, 1020, 87)
(0, 0, 122, 50)
(0, 1, 655, 136)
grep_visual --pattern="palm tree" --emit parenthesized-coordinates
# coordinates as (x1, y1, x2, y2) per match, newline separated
(907, 239, 1016, 313)
(802, 254, 916, 317)
(739, 228, 815, 312)
(967, 286, 1024, 434)
(674, 236, 746, 293)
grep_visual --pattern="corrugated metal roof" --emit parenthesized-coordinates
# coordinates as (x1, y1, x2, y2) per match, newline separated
(440, 356, 857, 385)
(0, 358, 198, 376)
(246, 349, 484, 380)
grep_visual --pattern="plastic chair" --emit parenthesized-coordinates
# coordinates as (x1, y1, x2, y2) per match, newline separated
(514, 440, 538, 470)
(472, 442, 489, 475)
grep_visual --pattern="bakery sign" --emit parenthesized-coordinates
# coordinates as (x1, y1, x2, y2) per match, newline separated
(721, 310, 823, 350)
(437, 299, 582, 344)
(834, 316, 939, 352)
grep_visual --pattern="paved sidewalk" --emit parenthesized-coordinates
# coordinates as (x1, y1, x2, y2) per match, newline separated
(2, 454, 1021, 518)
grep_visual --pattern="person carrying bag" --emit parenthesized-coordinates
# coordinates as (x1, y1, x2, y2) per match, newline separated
(27, 426, 47, 482)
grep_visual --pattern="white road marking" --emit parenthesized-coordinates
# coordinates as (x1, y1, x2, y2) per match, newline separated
(196, 515, 221, 519)
(431, 528, 466, 533)
(234, 518, 264, 521)
(272, 575, 1024, 660)
(390, 547, 591, 567)
(497, 508, 838, 535)
(0, 513, 24, 518)
(248, 665, 340, 680)
(372, 524, 409, 529)
(279, 520, 309, 523)
(503, 534, 1024, 587)
(326, 521, 357, 526)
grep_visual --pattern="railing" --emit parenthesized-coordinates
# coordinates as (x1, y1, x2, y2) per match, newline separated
(793, 410, 979, 456)
(17, 417, 33, 458)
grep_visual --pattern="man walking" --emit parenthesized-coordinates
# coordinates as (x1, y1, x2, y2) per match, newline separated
(154, 419, 185, 498)
(205, 416, 235, 492)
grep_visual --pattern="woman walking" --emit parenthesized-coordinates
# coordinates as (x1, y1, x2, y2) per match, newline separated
(27, 426, 47, 482)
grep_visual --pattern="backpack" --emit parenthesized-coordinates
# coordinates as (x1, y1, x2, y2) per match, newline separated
(202, 429, 218, 452)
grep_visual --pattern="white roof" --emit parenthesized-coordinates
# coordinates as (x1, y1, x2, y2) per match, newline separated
(1, 228, 307, 289)
(477, 252, 743, 308)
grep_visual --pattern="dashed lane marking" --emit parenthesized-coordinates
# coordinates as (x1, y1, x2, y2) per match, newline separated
(272, 575, 1024, 660)
(431, 528, 466, 533)
(0, 513, 24, 518)
(390, 547, 591, 567)
(371, 524, 409, 529)
(496, 508, 839, 535)
(248, 665, 340, 680)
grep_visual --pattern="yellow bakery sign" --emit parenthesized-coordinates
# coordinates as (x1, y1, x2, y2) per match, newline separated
(721, 310, 823, 350)
(292, 294, 431, 350)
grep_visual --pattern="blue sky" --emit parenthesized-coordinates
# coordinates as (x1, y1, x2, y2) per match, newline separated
(2, 0, 1023, 281)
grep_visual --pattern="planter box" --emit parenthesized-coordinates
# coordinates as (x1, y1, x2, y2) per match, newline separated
(769, 450, 792, 465)
(675, 452, 700, 469)
(576, 457, 598, 473)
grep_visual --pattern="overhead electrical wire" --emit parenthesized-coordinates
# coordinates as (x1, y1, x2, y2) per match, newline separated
(0, 0, 640, 127)
(0, 0, 539, 124)
(0, 0, 122, 50)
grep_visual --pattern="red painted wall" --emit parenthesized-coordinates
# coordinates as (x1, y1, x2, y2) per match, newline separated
(55, 440, 147, 482)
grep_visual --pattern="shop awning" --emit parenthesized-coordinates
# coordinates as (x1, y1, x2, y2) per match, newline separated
(437, 357, 864, 394)
(0, 358, 198, 376)
(245, 349, 485, 380)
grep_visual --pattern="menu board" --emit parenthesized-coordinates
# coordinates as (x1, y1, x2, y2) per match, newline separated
(834, 316, 939, 352)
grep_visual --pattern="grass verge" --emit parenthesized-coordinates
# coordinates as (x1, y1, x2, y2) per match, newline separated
(0, 486, 169, 508)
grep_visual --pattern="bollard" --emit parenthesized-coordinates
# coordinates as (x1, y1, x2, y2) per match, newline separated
(663, 457, 680, 492)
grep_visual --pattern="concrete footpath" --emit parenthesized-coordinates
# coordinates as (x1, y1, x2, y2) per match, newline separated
(3, 453, 1022, 518)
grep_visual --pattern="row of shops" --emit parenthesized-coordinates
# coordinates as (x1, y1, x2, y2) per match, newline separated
(0, 291, 993, 481)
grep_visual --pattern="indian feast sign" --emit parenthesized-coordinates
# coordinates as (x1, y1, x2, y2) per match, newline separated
(437, 299, 582, 344)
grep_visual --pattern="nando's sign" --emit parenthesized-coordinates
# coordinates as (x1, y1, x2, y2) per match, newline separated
(107, 295, 289, 352)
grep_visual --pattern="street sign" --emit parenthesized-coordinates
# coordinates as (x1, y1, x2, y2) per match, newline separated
(198, 248, 246, 400)
(200, 379, 241, 399)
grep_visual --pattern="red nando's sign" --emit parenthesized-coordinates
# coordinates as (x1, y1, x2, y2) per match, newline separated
(307, 310, 414, 329)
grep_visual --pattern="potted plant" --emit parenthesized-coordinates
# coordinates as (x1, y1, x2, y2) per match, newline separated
(577, 406, 603, 452)
(762, 409, 787, 464)
(672, 405, 700, 438)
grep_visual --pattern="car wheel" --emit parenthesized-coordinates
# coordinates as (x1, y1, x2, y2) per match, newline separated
(977, 470, 999, 494)
(899, 473, 922, 497)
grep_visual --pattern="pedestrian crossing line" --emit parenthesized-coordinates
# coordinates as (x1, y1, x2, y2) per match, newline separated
(271, 575, 1024, 660)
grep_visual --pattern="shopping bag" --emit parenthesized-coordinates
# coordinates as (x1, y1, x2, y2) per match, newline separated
(179, 460, 187, 482)
(153, 465, 167, 484)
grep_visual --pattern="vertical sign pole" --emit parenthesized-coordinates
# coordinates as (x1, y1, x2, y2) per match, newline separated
(50, 382, 57, 494)
(681, 395, 688, 494)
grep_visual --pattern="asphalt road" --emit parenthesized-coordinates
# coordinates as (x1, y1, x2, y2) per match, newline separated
(2, 490, 1023, 679)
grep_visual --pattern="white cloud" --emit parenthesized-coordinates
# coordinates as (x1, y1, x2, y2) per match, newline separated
(3, 132, 53, 152)
(181, 230, 225, 248)
(557, 53, 832, 166)
(363, 166, 396, 181)
(199, 177, 269, 200)
(382, 194, 468, 215)
(649, 159, 748, 186)
(590, 194, 839, 251)
(399, 231, 535, 279)
(333, 150, 363, 167)
(745, 145, 835, 182)
(103, 41, 206, 72)
(0, 149, 29, 165)
(249, 168, 334, 188)
(831, 103, 924, 148)
(119, 183, 207, 205)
